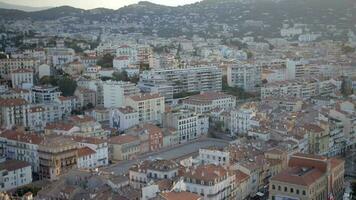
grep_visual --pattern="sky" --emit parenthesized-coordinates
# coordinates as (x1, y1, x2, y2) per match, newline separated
(2, 0, 201, 9)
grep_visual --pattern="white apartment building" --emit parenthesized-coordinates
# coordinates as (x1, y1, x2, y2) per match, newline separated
(32, 86, 61, 104)
(231, 107, 257, 135)
(138, 81, 174, 104)
(163, 110, 200, 143)
(0, 98, 29, 129)
(0, 130, 43, 173)
(11, 68, 34, 89)
(182, 92, 236, 114)
(27, 103, 63, 132)
(73, 136, 109, 169)
(103, 80, 140, 108)
(116, 45, 137, 63)
(126, 93, 165, 125)
(140, 66, 222, 94)
(46, 48, 75, 67)
(0, 159, 32, 192)
(110, 106, 139, 131)
(180, 164, 235, 200)
(113, 56, 130, 71)
(227, 63, 262, 92)
(198, 148, 230, 166)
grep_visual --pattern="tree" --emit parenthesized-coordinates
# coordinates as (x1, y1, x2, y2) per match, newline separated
(0, 53, 7, 59)
(57, 76, 77, 96)
(97, 53, 114, 68)
(39, 76, 58, 86)
(262, 79, 268, 84)
(341, 45, 355, 54)
(341, 77, 352, 96)
(112, 71, 129, 82)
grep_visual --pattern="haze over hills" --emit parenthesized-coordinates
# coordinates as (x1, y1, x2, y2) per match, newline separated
(0, 1, 51, 12)
(0, 0, 355, 38)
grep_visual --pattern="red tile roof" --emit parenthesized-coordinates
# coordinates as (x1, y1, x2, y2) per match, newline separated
(271, 166, 324, 186)
(78, 147, 96, 157)
(0, 98, 27, 106)
(128, 93, 162, 101)
(109, 135, 138, 145)
(0, 160, 30, 171)
(0, 130, 43, 144)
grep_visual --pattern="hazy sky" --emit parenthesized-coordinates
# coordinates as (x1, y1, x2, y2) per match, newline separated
(3, 0, 201, 9)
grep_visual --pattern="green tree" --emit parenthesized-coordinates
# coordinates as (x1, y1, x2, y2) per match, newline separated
(341, 45, 355, 54)
(341, 77, 352, 96)
(112, 71, 129, 82)
(57, 76, 77, 96)
(39, 76, 58, 86)
(0, 53, 7, 59)
(97, 54, 114, 68)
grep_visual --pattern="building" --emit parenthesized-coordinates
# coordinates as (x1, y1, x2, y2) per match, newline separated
(182, 92, 236, 114)
(74, 87, 97, 108)
(138, 81, 174, 104)
(32, 86, 61, 104)
(227, 63, 262, 92)
(38, 136, 78, 180)
(109, 106, 139, 132)
(163, 110, 202, 143)
(113, 56, 130, 71)
(140, 66, 222, 94)
(198, 147, 230, 166)
(109, 135, 140, 161)
(0, 159, 32, 192)
(129, 159, 179, 189)
(0, 98, 29, 129)
(10, 68, 34, 89)
(158, 192, 202, 200)
(72, 136, 109, 169)
(0, 58, 38, 79)
(103, 80, 140, 108)
(304, 124, 330, 155)
(269, 153, 344, 200)
(126, 93, 165, 124)
(0, 130, 43, 173)
(180, 164, 235, 200)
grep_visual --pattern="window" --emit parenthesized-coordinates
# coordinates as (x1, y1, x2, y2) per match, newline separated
(272, 185, 275, 190)
(290, 188, 294, 193)
(302, 190, 306, 195)
(278, 186, 281, 191)
(296, 189, 300, 195)
(284, 187, 287, 192)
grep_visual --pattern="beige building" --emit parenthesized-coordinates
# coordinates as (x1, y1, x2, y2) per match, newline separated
(304, 123, 330, 155)
(109, 135, 140, 161)
(74, 87, 97, 108)
(11, 68, 34, 88)
(126, 93, 165, 124)
(269, 153, 344, 200)
(38, 135, 78, 180)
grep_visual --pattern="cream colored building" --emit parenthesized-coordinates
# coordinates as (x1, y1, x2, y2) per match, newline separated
(126, 93, 165, 124)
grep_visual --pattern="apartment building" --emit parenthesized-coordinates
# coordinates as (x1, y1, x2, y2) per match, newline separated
(103, 80, 140, 108)
(110, 106, 139, 131)
(28, 103, 63, 132)
(182, 92, 236, 114)
(0, 159, 32, 192)
(11, 68, 34, 89)
(269, 153, 344, 200)
(74, 87, 97, 108)
(138, 80, 174, 104)
(126, 93, 165, 124)
(0, 98, 29, 129)
(32, 85, 61, 104)
(181, 164, 235, 200)
(0, 130, 43, 173)
(163, 110, 201, 143)
(0, 58, 38, 79)
(198, 147, 230, 166)
(140, 66, 222, 94)
(38, 136, 78, 180)
(227, 63, 262, 92)
(304, 123, 330, 155)
(109, 135, 140, 161)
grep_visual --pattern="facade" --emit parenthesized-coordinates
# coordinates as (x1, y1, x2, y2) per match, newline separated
(0, 58, 38, 79)
(103, 80, 140, 108)
(126, 93, 165, 124)
(181, 164, 235, 200)
(163, 110, 201, 143)
(0, 159, 32, 192)
(0, 98, 29, 129)
(32, 86, 61, 104)
(198, 148, 230, 166)
(74, 87, 97, 108)
(227, 63, 262, 92)
(109, 106, 139, 132)
(109, 135, 140, 161)
(269, 153, 344, 200)
(11, 68, 34, 89)
(0, 130, 43, 173)
(304, 124, 330, 155)
(140, 66, 222, 94)
(38, 136, 78, 180)
(182, 92, 236, 114)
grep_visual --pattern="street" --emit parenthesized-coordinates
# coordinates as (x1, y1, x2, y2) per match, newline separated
(104, 138, 230, 175)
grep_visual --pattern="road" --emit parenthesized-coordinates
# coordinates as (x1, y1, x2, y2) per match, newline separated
(104, 138, 229, 175)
